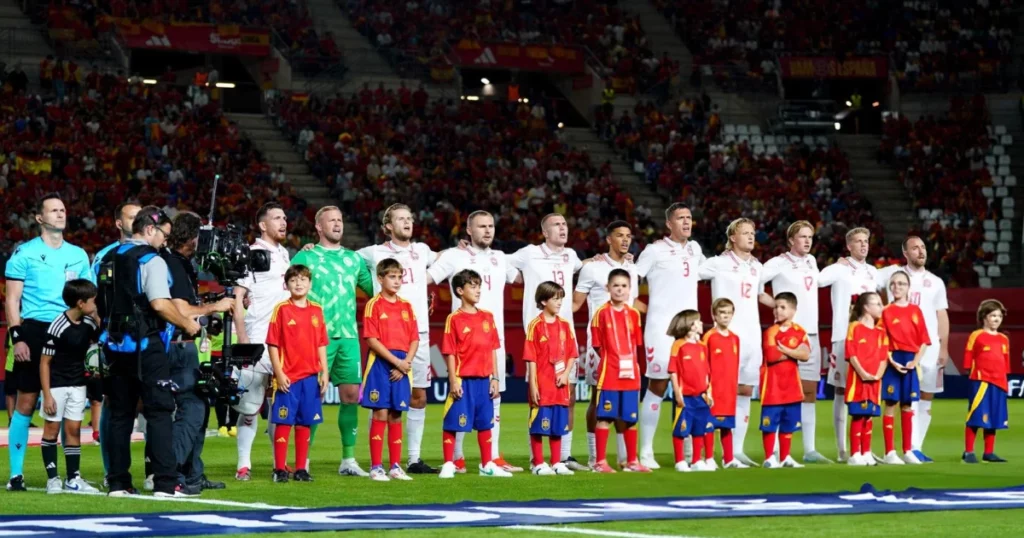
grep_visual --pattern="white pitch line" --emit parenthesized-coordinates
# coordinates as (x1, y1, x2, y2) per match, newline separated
(26, 488, 303, 510)
(504, 525, 705, 538)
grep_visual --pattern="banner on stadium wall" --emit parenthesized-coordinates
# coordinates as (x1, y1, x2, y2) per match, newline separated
(448, 40, 585, 73)
(115, 21, 271, 56)
(779, 56, 888, 79)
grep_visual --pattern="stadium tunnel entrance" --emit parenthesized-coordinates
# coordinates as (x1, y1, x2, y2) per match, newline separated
(127, 49, 264, 113)
(459, 68, 591, 129)
(782, 76, 887, 135)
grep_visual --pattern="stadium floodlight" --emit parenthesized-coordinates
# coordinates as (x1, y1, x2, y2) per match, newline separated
(216, 82, 236, 89)
(142, 79, 158, 85)
(834, 122, 841, 131)
(523, 98, 529, 104)
(481, 78, 490, 85)
(467, 95, 480, 101)
(845, 100, 852, 107)
(558, 122, 564, 129)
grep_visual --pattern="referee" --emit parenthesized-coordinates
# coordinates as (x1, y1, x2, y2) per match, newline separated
(5, 194, 92, 491)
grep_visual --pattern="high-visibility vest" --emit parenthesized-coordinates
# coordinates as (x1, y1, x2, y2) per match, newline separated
(851, 93, 862, 108)
(601, 87, 615, 104)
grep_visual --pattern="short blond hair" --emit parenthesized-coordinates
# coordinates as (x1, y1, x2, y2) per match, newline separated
(846, 227, 870, 243)
(315, 205, 341, 223)
(725, 218, 755, 251)
(787, 220, 814, 241)
(467, 210, 493, 228)
(381, 203, 412, 235)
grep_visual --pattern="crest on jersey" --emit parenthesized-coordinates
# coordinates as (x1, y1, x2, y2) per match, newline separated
(651, 363, 662, 373)
(603, 400, 613, 412)
(312, 317, 320, 328)
(459, 414, 467, 427)
(788, 337, 797, 347)
(278, 407, 289, 419)
(912, 314, 919, 324)
(562, 253, 569, 263)
(401, 310, 410, 321)
(483, 321, 492, 332)
(923, 279, 931, 288)
(762, 417, 771, 427)
(887, 385, 895, 395)
(490, 257, 498, 266)
(861, 401, 868, 409)
(681, 419, 687, 430)
(541, 418, 550, 431)
(687, 244, 694, 256)
(750, 267, 756, 276)
(410, 250, 420, 260)
(368, 390, 380, 403)
(983, 413, 989, 423)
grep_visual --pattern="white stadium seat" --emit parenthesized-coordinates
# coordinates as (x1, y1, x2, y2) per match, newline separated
(1006, 176, 1018, 187)
(982, 241, 995, 253)
(999, 165, 1010, 176)
(993, 176, 1004, 187)
(749, 125, 761, 135)
(739, 135, 750, 143)
(988, 265, 1002, 277)
(1001, 134, 1013, 145)
(725, 124, 737, 135)
(802, 135, 814, 145)
(725, 134, 736, 143)
(754, 145, 766, 156)
(1002, 197, 1014, 209)
(1000, 218, 1013, 230)
(979, 277, 993, 288)
(982, 187, 994, 199)
(764, 135, 775, 145)
(993, 145, 1005, 156)
(997, 241, 1010, 253)
(995, 125, 1007, 135)
(751, 135, 763, 145)
(919, 209, 930, 220)
(973, 265, 986, 277)
(984, 230, 998, 242)
(1005, 208, 1015, 219)
(816, 136, 828, 146)
(999, 155, 1011, 166)
(997, 254, 1011, 266)
(767, 145, 779, 155)
(737, 125, 750, 135)
(986, 155, 996, 166)
(983, 219, 997, 231)
(996, 186, 1009, 198)
(999, 230, 1013, 242)
(790, 135, 801, 143)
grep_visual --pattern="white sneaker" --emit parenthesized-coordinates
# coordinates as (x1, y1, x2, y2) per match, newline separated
(143, 474, 154, 491)
(369, 466, 390, 482)
(781, 456, 805, 468)
(479, 461, 513, 477)
(883, 451, 906, 465)
(903, 451, 923, 465)
(803, 451, 835, 464)
(865, 454, 878, 466)
(338, 459, 370, 477)
(46, 476, 63, 494)
(65, 476, 99, 493)
(531, 462, 556, 476)
(691, 460, 714, 472)
(639, 454, 661, 470)
(723, 459, 750, 469)
(674, 461, 691, 472)
(551, 462, 574, 475)
(704, 458, 718, 470)
(735, 452, 758, 466)
(762, 456, 782, 469)
(438, 462, 457, 479)
(847, 453, 867, 466)
(837, 451, 849, 463)
(388, 465, 413, 481)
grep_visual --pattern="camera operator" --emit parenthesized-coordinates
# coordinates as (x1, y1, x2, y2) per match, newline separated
(231, 202, 291, 481)
(99, 206, 200, 497)
(162, 212, 233, 493)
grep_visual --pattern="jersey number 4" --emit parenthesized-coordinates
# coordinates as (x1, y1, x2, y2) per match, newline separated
(482, 275, 492, 290)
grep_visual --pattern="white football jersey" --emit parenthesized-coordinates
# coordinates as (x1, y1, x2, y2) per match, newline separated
(818, 257, 879, 342)
(357, 241, 435, 333)
(634, 237, 704, 320)
(236, 238, 291, 343)
(762, 252, 819, 332)
(699, 251, 764, 340)
(876, 264, 948, 344)
(508, 244, 583, 328)
(575, 257, 640, 349)
(427, 245, 518, 340)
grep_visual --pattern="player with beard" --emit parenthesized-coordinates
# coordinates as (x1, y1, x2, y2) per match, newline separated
(699, 218, 763, 467)
(508, 214, 585, 470)
(428, 211, 522, 473)
(875, 236, 949, 463)
(291, 206, 375, 476)
(231, 203, 292, 481)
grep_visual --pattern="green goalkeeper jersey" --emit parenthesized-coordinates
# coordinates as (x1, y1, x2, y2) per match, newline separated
(291, 244, 374, 339)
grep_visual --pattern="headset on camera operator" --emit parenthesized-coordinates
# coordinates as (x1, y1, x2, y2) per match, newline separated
(96, 206, 201, 497)
(162, 212, 234, 494)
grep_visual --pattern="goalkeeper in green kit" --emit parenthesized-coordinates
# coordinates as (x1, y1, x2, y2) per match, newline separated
(291, 206, 374, 476)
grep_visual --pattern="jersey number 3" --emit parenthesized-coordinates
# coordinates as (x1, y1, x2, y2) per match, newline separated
(682, 260, 690, 277)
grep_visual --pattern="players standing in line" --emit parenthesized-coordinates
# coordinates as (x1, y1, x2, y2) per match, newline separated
(6, 194, 92, 491)
(759, 292, 811, 469)
(360, 259, 419, 481)
(291, 206, 375, 476)
(437, 270, 512, 479)
(698, 218, 763, 466)
(818, 227, 878, 462)
(875, 236, 949, 463)
(667, 310, 714, 472)
(844, 292, 887, 467)
(524, 282, 578, 476)
(232, 202, 292, 481)
(633, 204, 703, 469)
(508, 214, 585, 470)
(879, 271, 931, 465)
(590, 269, 647, 473)
(702, 299, 745, 469)
(962, 300, 1010, 464)
(358, 204, 441, 475)
(759, 221, 831, 463)
(573, 220, 641, 469)
(429, 211, 522, 473)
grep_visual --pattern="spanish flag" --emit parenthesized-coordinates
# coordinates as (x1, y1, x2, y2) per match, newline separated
(290, 92, 310, 105)
(16, 155, 52, 175)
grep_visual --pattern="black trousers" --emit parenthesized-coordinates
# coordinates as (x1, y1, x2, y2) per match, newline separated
(105, 337, 177, 494)
(169, 342, 206, 485)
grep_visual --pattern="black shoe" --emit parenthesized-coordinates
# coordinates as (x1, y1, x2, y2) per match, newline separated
(293, 470, 313, 482)
(983, 453, 1008, 463)
(191, 475, 226, 490)
(273, 469, 289, 483)
(962, 451, 979, 464)
(6, 475, 26, 491)
(407, 459, 439, 474)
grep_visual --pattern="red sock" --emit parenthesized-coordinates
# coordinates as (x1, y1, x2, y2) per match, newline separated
(850, 417, 864, 455)
(673, 436, 685, 463)
(596, 428, 609, 462)
(549, 436, 561, 465)
(704, 432, 715, 460)
(388, 421, 403, 468)
(624, 427, 638, 463)
(762, 431, 776, 460)
(478, 430, 493, 465)
(984, 429, 996, 455)
(690, 435, 704, 465)
(294, 425, 310, 471)
(369, 419, 386, 468)
(530, 435, 544, 466)
(443, 430, 456, 463)
(779, 433, 792, 461)
(883, 415, 895, 454)
(274, 424, 291, 470)
(900, 409, 914, 453)
(862, 419, 873, 455)
(721, 429, 734, 463)
(965, 426, 977, 453)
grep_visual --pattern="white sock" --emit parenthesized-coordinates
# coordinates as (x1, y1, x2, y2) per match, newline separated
(801, 402, 816, 454)
(833, 394, 847, 455)
(684, 436, 693, 461)
(453, 431, 465, 460)
(136, 414, 147, 435)
(267, 421, 277, 462)
(734, 395, 752, 455)
(561, 430, 573, 461)
(587, 432, 597, 462)
(236, 413, 258, 470)
(406, 407, 426, 463)
(616, 433, 626, 462)
(492, 397, 501, 456)
(914, 400, 932, 451)
(639, 390, 663, 457)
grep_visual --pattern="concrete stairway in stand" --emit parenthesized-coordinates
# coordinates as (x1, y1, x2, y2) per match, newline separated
(838, 134, 916, 255)
(563, 127, 667, 226)
(226, 112, 368, 249)
(630, 0, 693, 91)
(0, 1, 55, 84)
